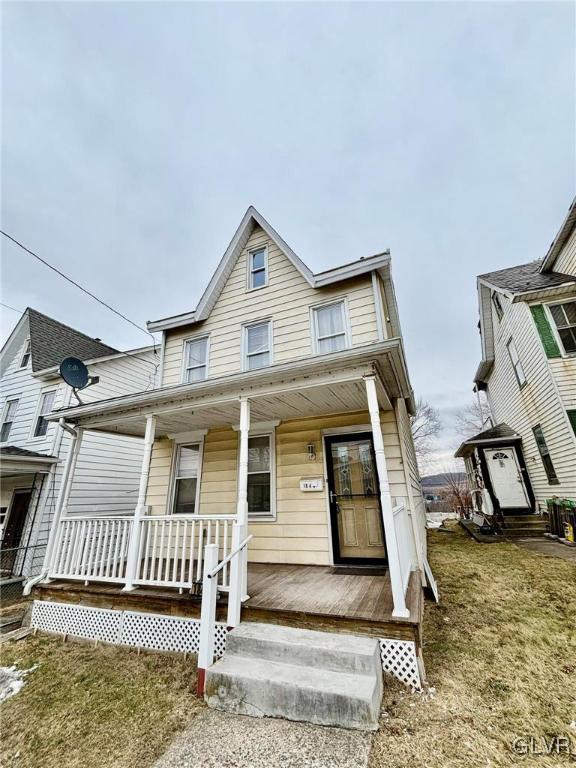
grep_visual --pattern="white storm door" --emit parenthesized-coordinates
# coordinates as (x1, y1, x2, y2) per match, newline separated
(484, 446, 530, 508)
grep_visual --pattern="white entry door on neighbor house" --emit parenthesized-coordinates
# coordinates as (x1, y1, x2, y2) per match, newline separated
(484, 446, 530, 509)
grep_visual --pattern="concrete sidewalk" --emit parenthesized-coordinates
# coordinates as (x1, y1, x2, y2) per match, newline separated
(514, 537, 576, 563)
(154, 708, 373, 768)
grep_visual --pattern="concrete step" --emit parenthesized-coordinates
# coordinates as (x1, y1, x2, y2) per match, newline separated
(504, 528, 548, 538)
(226, 622, 381, 675)
(205, 653, 382, 731)
(502, 517, 548, 527)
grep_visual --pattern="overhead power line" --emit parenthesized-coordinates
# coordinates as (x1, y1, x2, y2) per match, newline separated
(1, 230, 156, 343)
(0, 301, 24, 314)
(1, 229, 160, 387)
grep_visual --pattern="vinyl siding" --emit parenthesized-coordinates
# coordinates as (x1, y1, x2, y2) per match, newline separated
(485, 298, 576, 507)
(144, 409, 409, 566)
(553, 225, 576, 277)
(162, 225, 379, 387)
(0, 335, 157, 577)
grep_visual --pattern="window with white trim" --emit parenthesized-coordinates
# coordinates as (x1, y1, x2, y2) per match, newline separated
(0, 399, 19, 442)
(20, 340, 31, 368)
(244, 321, 272, 370)
(247, 434, 274, 520)
(33, 391, 56, 438)
(183, 336, 208, 382)
(172, 443, 201, 514)
(532, 425, 558, 484)
(312, 301, 348, 354)
(492, 292, 504, 322)
(248, 247, 267, 289)
(506, 339, 526, 387)
(548, 301, 576, 354)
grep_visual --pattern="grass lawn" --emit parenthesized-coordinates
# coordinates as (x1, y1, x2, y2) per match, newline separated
(371, 523, 576, 768)
(1, 636, 203, 768)
(1, 524, 574, 768)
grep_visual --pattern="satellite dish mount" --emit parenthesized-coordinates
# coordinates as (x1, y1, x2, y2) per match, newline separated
(59, 357, 100, 404)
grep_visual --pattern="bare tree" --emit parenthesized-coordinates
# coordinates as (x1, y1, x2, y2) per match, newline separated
(440, 463, 472, 517)
(454, 395, 492, 440)
(411, 398, 441, 465)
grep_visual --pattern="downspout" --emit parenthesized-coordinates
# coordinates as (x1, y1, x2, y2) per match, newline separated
(23, 419, 79, 595)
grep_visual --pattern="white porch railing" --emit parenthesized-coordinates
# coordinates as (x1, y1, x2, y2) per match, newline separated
(48, 513, 236, 590)
(50, 516, 134, 584)
(392, 501, 413, 594)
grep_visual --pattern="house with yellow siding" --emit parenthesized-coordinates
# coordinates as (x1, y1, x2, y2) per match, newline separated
(29, 207, 434, 727)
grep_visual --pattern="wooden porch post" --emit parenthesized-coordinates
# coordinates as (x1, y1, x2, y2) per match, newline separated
(123, 414, 156, 592)
(43, 425, 84, 577)
(364, 375, 409, 618)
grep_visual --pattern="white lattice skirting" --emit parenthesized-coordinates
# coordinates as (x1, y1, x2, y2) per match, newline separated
(30, 600, 229, 657)
(379, 638, 421, 691)
(31, 601, 422, 691)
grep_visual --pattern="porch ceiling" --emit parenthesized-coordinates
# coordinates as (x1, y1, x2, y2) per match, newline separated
(63, 376, 388, 438)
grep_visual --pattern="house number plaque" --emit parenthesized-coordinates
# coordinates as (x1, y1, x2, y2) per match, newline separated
(300, 478, 324, 492)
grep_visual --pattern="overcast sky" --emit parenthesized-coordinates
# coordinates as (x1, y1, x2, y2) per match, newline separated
(1, 1, 574, 471)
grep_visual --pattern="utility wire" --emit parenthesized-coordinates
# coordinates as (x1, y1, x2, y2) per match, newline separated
(1, 229, 160, 387)
(0, 301, 24, 314)
(1, 230, 156, 343)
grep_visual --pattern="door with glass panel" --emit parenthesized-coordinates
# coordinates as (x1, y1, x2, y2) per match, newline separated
(325, 434, 387, 564)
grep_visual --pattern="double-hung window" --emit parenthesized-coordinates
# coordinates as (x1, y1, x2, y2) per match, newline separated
(248, 247, 267, 289)
(172, 443, 201, 514)
(548, 301, 576, 355)
(312, 301, 349, 354)
(247, 434, 274, 520)
(183, 336, 209, 382)
(244, 321, 272, 370)
(20, 341, 31, 368)
(506, 339, 526, 387)
(0, 399, 19, 442)
(532, 425, 558, 484)
(492, 293, 504, 322)
(33, 391, 56, 438)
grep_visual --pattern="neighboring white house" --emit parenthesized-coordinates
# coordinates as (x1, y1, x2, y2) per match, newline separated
(0, 308, 157, 595)
(456, 198, 576, 535)
(28, 207, 432, 722)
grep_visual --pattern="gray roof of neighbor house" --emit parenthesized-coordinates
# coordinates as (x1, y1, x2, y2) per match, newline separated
(27, 309, 118, 373)
(478, 260, 576, 295)
(0, 445, 57, 459)
(454, 423, 521, 458)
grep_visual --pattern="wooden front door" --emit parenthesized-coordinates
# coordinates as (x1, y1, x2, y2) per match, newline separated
(1, 489, 32, 575)
(325, 434, 387, 565)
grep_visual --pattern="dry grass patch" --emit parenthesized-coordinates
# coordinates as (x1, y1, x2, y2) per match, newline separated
(0, 635, 203, 768)
(370, 523, 576, 768)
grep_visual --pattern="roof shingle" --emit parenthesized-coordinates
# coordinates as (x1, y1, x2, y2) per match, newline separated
(478, 260, 576, 295)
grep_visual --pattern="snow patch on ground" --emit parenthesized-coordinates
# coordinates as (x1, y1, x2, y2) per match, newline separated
(0, 664, 37, 703)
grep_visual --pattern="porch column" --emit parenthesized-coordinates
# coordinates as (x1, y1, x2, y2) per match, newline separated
(236, 397, 250, 601)
(43, 425, 84, 577)
(123, 414, 156, 592)
(364, 375, 409, 618)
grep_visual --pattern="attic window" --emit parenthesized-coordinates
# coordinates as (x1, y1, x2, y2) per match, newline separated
(492, 293, 504, 322)
(248, 248, 267, 290)
(20, 340, 31, 368)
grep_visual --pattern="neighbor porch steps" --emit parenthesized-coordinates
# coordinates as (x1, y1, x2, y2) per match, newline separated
(500, 514, 549, 538)
(204, 622, 383, 731)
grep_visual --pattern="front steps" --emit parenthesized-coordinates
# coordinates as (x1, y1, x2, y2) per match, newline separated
(204, 622, 383, 731)
(501, 514, 549, 538)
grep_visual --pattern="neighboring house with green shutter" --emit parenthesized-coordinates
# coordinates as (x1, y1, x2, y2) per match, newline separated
(456, 198, 576, 524)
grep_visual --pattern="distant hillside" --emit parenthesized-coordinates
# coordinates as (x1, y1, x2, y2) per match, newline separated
(421, 472, 466, 488)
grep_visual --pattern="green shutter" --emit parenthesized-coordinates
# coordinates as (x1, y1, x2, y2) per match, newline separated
(530, 305, 561, 358)
(568, 410, 576, 437)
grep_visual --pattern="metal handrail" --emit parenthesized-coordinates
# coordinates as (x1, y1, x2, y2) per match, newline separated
(207, 535, 253, 579)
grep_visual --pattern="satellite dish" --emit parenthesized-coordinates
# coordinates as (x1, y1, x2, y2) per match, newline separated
(60, 357, 89, 389)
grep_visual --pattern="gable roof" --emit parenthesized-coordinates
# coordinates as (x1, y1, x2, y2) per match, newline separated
(27, 309, 118, 372)
(147, 206, 391, 332)
(454, 422, 521, 458)
(0, 308, 118, 375)
(478, 259, 576, 297)
(540, 196, 576, 273)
